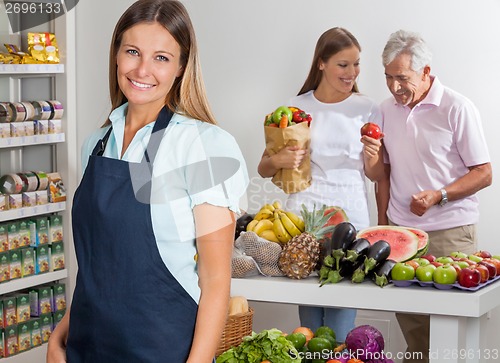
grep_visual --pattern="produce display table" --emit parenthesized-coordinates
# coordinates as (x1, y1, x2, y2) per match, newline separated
(231, 276, 500, 363)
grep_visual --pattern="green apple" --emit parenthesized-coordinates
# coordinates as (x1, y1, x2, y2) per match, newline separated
(450, 251, 468, 259)
(468, 254, 483, 263)
(272, 106, 293, 124)
(435, 256, 454, 264)
(433, 264, 458, 284)
(455, 261, 470, 269)
(492, 255, 500, 261)
(416, 258, 430, 266)
(391, 262, 415, 281)
(416, 264, 436, 282)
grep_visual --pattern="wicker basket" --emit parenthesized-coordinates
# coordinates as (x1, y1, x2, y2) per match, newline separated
(216, 307, 254, 357)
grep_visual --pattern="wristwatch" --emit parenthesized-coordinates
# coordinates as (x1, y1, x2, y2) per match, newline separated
(439, 189, 448, 206)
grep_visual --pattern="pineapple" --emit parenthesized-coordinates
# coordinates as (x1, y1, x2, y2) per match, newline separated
(278, 204, 336, 279)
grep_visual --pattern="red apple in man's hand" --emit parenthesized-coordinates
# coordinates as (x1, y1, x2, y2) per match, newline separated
(360, 122, 383, 140)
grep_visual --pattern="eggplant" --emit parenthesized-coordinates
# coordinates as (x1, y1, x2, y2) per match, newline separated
(345, 238, 371, 263)
(372, 259, 397, 287)
(234, 213, 255, 240)
(351, 240, 391, 283)
(363, 240, 391, 274)
(320, 258, 362, 286)
(330, 222, 357, 270)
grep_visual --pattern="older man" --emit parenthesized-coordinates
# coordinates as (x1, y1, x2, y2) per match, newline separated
(377, 30, 492, 363)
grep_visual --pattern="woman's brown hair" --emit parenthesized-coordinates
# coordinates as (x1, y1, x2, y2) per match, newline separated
(298, 27, 361, 96)
(104, 0, 216, 126)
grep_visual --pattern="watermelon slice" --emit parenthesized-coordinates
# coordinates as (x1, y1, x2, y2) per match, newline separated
(323, 206, 349, 239)
(405, 227, 429, 257)
(356, 226, 419, 262)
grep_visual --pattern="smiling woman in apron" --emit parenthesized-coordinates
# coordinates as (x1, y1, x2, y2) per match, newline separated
(46, 1, 248, 362)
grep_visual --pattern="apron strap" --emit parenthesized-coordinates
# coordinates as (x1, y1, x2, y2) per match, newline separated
(91, 106, 174, 162)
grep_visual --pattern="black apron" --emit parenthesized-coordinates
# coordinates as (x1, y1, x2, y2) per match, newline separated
(67, 107, 198, 363)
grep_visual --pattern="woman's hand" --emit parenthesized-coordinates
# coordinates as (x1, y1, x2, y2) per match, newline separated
(361, 136, 385, 182)
(257, 146, 307, 178)
(46, 311, 69, 363)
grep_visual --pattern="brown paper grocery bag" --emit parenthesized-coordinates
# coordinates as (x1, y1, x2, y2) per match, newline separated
(264, 122, 311, 194)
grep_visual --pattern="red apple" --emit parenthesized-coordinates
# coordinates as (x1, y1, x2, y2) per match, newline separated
(421, 254, 436, 263)
(474, 250, 492, 259)
(451, 263, 462, 275)
(472, 264, 489, 283)
(483, 258, 500, 273)
(360, 122, 383, 139)
(459, 258, 477, 266)
(478, 261, 497, 279)
(458, 268, 481, 288)
(405, 260, 420, 271)
(430, 261, 443, 268)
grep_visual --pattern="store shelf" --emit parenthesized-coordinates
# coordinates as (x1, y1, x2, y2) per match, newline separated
(0, 269, 67, 295)
(3, 344, 48, 362)
(0, 63, 64, 75)
(0, 133, 65, 148)
(0, 201, 66, 222)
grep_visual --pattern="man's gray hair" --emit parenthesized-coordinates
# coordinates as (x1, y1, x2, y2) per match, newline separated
(382, 30, 433, 73)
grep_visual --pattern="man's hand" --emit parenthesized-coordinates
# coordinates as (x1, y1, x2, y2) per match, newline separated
(410, 190, 441, 216)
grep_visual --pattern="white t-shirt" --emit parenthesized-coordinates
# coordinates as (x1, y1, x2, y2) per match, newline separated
(81, 103, 249, 302)
(285, 91, 382, 230)
(380, 76, 490, 231)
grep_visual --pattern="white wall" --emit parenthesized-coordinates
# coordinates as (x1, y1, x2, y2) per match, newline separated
(74, 0, 500, 356)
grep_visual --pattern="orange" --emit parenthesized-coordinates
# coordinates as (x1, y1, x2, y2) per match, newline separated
(292, 326, 314, 342)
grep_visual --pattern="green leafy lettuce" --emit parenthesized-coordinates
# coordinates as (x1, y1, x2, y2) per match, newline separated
(216, 328, 301, 363)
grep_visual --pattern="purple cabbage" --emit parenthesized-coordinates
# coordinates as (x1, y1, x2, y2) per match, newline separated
(345, 325, 385, 361)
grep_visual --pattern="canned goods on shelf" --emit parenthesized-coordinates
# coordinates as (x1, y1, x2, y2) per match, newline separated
(47, 100, 64, 120)
(0, 173, 24, 194)
(0, 102, 13, 123)
(33, 171, 49, 191)
(32, 100, 52, 120)
(20, 101, 36, 121)
(10, 101, 27, 122)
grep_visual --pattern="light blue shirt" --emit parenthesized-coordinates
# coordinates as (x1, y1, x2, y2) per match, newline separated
(81, 103, 249, 302)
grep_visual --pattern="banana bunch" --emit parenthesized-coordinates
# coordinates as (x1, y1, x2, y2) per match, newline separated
(246, 201, 305, 244)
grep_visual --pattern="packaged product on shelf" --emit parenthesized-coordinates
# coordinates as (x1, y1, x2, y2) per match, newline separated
(50, 241, 65, 271)
(7, 222, 21, 250)
(47, 100, 64, 119)
(0, 173, 24, 194)
(48, 118, 62, 134)
(8, 193, 22, 209)
(0, 252, 9, 283)
(24, 120, 35, 136)
(40, 313, 53, 343)
(30, 216, 49, 246)
(35, 245, 50, 274)
(49, 214, 63, 242)
(17, 321, 31, 352)
(21, 247, 35, 277)
(29, 285, 53, 317)
(33, 171, 49, 191)
(30, 317, 42, 347)
(52, 283, 66, 311)
(22, 191, 37, 207)
(52, 308, 65, 329)
(31, 101, 52, 120)
(18, 220, 31, 247)
(9, 250, 22, 279)
(0, 224, 7, 252)
(27, 33, 60, 64)
(20, 102, 35, 121)
(4, 325, 18, 357)
(47, 172, 66, 202)
(2, 296, 16, 326)
(0, 123, 10, 138)
(0, 102, 13, 122)
(10, 121, 26, 137)
(10, 101, 26, 122)
(16, 294, 30, 323)
(22, 172, 39, 192)
(35, 190, 48, 205)
(35, 119, 49, 135)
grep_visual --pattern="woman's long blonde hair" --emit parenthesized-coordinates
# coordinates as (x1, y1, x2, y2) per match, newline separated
(104, 0, 216, 126)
